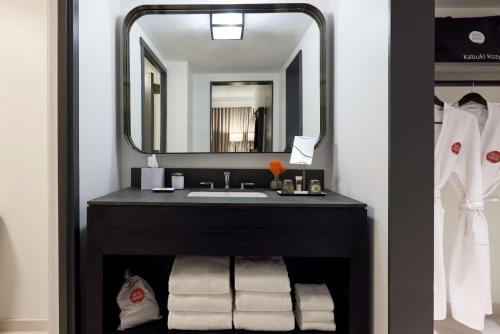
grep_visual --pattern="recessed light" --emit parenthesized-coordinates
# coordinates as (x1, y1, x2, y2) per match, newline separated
(211, 13, 244, 40)
(212, 13, 243, 25)
(212, 26, 243, 40)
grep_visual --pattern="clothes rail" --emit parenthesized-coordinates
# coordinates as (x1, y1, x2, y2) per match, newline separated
(435, 80, 500, 87)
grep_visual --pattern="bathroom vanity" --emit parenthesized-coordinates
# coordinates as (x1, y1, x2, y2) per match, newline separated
(86, 177, 369, 334)
(84, 3, 370, 334)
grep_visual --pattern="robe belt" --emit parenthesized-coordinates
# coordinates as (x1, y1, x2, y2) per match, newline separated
(459, 200, 484, 210)
(458, 196, 497, 210)
(458, 198, 488, 245)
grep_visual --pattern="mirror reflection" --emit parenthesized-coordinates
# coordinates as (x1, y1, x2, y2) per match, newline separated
(126, 12, 322, 153)
(210, 82, 273, 153)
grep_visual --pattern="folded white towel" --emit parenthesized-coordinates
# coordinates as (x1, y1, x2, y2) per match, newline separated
(169, 256, 230, 294)
(295, 309, 336, 331)
(297, 309, 334, 322)
(295, 283, 334, 311)
(233, 310, 295, 331)
(235, 257, 290, 293)
(167, 311, 232, 330)
(168, 292, 232, 313)
(235, 291, 292, 312)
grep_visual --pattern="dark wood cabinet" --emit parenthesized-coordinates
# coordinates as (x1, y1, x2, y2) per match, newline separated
(86, 189, 369, 334)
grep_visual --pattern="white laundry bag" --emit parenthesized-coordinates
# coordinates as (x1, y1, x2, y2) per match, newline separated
(116, 270, 162, 330)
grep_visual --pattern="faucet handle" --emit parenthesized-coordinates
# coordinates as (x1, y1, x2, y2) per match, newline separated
(224, 171, 231, 189)
(200, 181, 214, 189)
(240, 182, 255, 190)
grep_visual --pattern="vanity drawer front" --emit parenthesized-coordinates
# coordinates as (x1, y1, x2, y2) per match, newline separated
(92, 205, 367, 257)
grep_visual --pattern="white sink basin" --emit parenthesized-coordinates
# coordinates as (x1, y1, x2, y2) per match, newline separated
(187, 191, 268, 198)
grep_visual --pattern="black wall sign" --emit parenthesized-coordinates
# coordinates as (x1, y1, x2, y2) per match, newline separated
(436, 16, 500, 62)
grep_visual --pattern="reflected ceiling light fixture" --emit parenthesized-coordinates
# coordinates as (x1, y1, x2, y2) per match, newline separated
(210, 12, 244, 40)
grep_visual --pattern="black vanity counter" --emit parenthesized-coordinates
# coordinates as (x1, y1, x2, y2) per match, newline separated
(86, 187, 370, 334)
(88, 187, 366, 208)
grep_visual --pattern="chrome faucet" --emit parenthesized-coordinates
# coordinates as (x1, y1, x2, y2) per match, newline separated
(224, 171, 231, 189)
(240, 182, 255, 190)
(200, 181, 214, 189)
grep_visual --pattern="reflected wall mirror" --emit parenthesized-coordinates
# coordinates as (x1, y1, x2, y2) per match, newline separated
(123, 4, 326, 153)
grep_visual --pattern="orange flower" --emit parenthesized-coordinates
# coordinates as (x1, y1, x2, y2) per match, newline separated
(268, 160, 286, 177)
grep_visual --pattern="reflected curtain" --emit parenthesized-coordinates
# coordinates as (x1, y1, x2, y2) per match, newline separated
(211, 107, 255, 152)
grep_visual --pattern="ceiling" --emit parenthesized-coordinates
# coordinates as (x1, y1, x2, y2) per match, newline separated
(135, 13, 316, 74)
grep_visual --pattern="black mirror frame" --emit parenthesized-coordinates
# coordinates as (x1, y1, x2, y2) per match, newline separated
(122, 3, 327, 154)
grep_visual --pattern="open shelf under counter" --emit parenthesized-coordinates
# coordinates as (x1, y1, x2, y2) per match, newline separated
(103, 256, 349, 334)
(108, 320, 345, 334)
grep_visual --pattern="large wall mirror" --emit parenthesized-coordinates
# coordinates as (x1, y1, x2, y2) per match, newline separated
(123, 4, 326, 153)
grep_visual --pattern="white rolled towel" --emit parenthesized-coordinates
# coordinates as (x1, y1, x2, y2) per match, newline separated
(294, 309, 336, 331)
(298, 310, 334, 322)
(169, 256, 230, 294)
(168, 292, 232, 313)
(295, 283, 334, 311)
(235, 291, 292, 311)
(167, 311, 232, 330)
(233, 310, 295, 331)
(235, 257, 291, 293)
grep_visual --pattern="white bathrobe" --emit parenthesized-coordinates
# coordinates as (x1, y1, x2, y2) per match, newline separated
(449, 101, 499, 331)
(434, 103, 483, 321)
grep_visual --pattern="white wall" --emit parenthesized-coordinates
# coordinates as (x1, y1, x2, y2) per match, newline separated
(436, 86, 500, 305)
(48, 0, 59, 331)
(279, 21, 321, 139)
(166, 61, 190, 152)
(79, 0, 121, 260)
(330, 1, 389, 334)
(190, 72, 281, 152)
(0, 0, 54, 331)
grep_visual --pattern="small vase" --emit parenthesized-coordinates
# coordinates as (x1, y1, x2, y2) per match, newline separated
(270, 175, 283, 190)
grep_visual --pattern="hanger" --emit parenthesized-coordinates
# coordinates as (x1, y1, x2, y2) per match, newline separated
(458, 81, 487, 107)
(434, 96, 444, 124)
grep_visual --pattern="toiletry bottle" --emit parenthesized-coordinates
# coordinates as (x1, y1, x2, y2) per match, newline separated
(172, 173, 184, 189)
(282, 179, 294, 194)
(295, 176, 303, 191)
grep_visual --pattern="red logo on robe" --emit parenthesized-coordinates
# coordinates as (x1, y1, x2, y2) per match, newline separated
(486, 151, 500, 163)
(451, 142, 461, 155)
(130, 288, 145, 303)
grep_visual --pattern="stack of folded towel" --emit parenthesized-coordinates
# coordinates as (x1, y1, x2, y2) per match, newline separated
(233, 257, 295, 331)
(294, 283, 336, 331)
(167, 256, 233, 330)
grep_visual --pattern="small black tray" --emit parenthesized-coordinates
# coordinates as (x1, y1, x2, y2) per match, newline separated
(152, 187, 175, 193)
(277, 190, 327, 196)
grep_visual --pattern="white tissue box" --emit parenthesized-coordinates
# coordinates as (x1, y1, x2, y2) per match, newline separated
(132, 168, 165, 190)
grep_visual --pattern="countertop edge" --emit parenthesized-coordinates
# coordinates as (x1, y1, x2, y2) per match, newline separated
(87, 188, 368, 208)
(87, 202, 367, 208)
